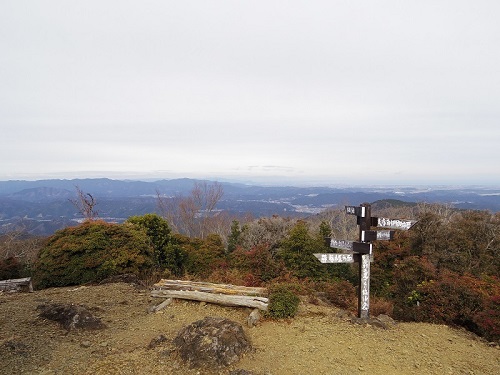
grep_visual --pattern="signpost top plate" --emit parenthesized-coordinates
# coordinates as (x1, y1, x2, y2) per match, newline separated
(345, 205, 366, 217)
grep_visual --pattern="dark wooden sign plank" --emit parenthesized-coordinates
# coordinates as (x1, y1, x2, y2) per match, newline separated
(361, 230, 395, 242)
(325, 238, 372, 254)
(352, 241, 372, 254)
(371, 217, 416, 230)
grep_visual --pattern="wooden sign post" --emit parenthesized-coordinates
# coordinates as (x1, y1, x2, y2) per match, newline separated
(357, 203, 371, 319)
(315, 203, 415, 319)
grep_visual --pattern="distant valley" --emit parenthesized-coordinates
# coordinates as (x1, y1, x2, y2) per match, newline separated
(1, 178, 499, 236)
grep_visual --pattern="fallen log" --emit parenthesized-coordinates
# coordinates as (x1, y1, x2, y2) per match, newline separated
(0, 277, 33, 293)
(150, 289, 269, 311)
(152, 279, 266, 296)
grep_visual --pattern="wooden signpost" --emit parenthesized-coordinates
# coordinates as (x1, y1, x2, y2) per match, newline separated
(314, 203, 415, 319)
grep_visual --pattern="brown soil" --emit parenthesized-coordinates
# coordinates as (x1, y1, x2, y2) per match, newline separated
(1, 282, 499, 375)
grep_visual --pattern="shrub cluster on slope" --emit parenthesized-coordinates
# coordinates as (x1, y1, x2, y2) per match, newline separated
(34, 220, 154, 288)
(14, 203, 500, 343)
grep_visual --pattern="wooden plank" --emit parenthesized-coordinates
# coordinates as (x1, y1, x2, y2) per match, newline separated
(315, 253, 374, 263)
(314, 253, 355, 263)
(352, 242, 372, 254)
(371, 217, 416, 230)
(150, 289, 269, 311)
(326, 238, 354, 251)
(0, 277, 33, 292)
(361, 230, 395, 241)
(152, 279, 267, 296)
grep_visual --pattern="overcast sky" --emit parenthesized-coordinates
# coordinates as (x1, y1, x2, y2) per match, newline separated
(1, 1, 499, 186)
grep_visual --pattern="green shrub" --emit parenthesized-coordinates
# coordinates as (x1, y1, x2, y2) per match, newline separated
(34, 221, 154, 288)
(126, 214, 172, 268)
(277, 221, 326, 280)
(267, 284, 300, 319)
(183, 233, 226, 277)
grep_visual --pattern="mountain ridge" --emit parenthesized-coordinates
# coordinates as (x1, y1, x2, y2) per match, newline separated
(1, 178, 499, 236)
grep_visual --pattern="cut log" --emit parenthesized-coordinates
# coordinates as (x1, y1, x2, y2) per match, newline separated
(152, 279, 267, 297)
(150, 289, 269, 311)
(0, 277, 33, 293)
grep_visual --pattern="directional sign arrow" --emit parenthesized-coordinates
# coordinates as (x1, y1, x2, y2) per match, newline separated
(371, 217, 416, 230)
(314, 253, 374, 263)
(314, 253, 355, 264)
(361, 230, 395, 242)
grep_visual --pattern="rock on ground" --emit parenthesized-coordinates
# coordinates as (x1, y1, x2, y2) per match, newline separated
(37, 303, 106, 331)
(173, 316, 252, 368)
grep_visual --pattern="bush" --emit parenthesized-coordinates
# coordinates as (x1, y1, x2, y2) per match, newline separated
(229, 244, 285, 284)
(370, 297, 394, 317)
(182, 234, 226, 277)
(473, 293, 500, 342)
(395, 271, 500, 341)
(0, 257, 23, 280)
(320, 280, 356, 310)
(126, 214, 172, 268)
(277, 221, 326, 279)
(34, 221, 154, 288)
(267, 284, 300, 319)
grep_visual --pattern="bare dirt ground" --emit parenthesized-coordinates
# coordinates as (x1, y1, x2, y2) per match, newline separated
(1, 282, 499, 375)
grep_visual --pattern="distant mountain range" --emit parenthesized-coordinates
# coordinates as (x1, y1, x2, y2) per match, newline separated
(1, 178, 499, 236)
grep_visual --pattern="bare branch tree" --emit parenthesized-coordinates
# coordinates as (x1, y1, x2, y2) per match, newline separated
(156, 189, 182, 233)
(0, 229, 43, 269)
(69, 186, 99, 221)
(156, 181, 224, 239)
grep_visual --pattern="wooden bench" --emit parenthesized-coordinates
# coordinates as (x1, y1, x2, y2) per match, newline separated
(151, 279, 268, 311)
(0, 277, 33, 293)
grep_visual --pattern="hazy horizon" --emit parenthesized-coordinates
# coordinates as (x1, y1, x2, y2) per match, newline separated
(1, 172, 499, 190)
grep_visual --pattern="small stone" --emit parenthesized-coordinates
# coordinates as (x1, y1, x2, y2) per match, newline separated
(247, 308, 261, 327)
(148, 334, 168, 349)
(81, 341, 91, 348)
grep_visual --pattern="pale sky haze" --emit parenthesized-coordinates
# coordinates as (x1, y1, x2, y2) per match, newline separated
(1, 1, 499, 186)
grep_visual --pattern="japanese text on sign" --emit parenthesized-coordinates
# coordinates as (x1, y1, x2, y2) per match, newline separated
(318, 253, 354, 263)
(377, 217, 414, 230)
